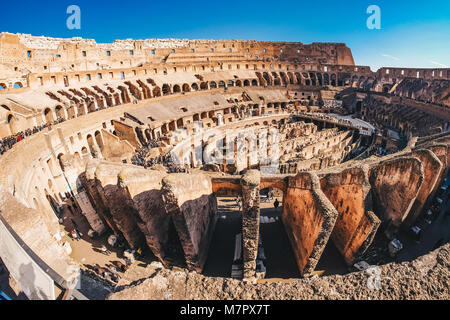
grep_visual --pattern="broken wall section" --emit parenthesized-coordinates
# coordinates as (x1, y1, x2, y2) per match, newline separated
(320, 168, 380, 265)
(162, 173, 218, 273)
(282, 172, 338, 276)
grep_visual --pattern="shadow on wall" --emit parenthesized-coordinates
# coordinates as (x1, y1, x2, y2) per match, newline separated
(80, 166, 218, 273)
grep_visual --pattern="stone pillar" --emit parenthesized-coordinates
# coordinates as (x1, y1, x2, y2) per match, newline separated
(62, 107, 69, 121)
(240, 170, 261, 281)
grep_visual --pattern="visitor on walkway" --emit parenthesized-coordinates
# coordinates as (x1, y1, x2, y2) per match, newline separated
(274, 199, 280, 211)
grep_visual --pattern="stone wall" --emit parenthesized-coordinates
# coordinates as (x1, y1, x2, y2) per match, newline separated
(162, 173, 218, 272)
(282, 172, 338, 276)
(320, 168, 380, 265)
(107, 242, 450, 300)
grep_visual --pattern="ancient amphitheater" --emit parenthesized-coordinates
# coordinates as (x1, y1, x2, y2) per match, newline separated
(0, 32, 449, 300)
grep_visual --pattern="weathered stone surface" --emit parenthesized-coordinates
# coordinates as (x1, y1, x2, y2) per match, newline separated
(161, 173, 218, 273)
(369, 157, 424, 232)
(403, 149, 443, 227)
(240, 170, 261, 280)
(320, 167, 380, 265)
(108, 243, 450, 300)
(93, 162, 146, 249)
(282, 172, 338, 276)
(119, 167, 185, 267)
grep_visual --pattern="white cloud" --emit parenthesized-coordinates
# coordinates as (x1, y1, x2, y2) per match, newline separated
(381, 54, 400, 61)
(430, 61, 449, 68)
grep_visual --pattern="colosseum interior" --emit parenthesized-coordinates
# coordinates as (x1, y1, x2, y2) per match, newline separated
(0, 32, 449, 301)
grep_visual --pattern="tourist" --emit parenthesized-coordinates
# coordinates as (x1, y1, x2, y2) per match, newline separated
(274, 199, 280, 211)
(237, 198, 243, 212)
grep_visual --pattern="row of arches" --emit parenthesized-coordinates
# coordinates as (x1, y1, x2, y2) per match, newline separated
(0, 82, 23, 90)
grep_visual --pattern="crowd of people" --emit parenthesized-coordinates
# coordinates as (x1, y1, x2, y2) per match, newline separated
(0, 118, 65, 155)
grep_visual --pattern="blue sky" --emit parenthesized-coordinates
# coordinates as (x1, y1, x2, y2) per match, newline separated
(0, 0, 449, 71)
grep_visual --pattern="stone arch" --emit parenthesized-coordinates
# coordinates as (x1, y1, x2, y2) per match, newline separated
(263, 72, 273, 85)
(191, 83, 199, 91)
(153, 86, 162, 97)
(323, 73, 330, 86)
(162, 84, 171, 95)
(316, 73, 323, 86)
(210, 81, 217, 89)
(182, 83, 191, 92)
(331, 74, 337, 86)
(287, 72, 295, 84)
(7, 114, 18, 134)
(74, 152, 82, 162)
(95, 130, 104, 149)
(57, 153, 65, 171)
(81, 147, 89, 157)
(13, 82, 23, 89)
(87, 134, 96, 155)
(44, 108, 54, 123)
(145, 129, 152, 141)
(55, 105, 65, 120)
(173, 84, 181, 93)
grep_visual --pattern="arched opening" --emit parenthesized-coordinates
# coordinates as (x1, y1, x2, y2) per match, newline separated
(235, 80, 242, 87)
(7, 114, 18, 134)
(287, 72, 295, 84)
(330, 74, 337, 87)
(44, 108, 54, 123)
(263, 72, 272, 85)
(210, 81, 217, 89)
(95, 131, 104, 150)
(228, 80, 235, 87)
(74, 152, 82, 163)
(173, 84, 181, 93)
(0, 83, 7, 90)
(243, 80, 250, 87)
(57, 153, 65, 171)
(218, 81, 226, 89)
(162, 84, 171, 95)
(182, 83, 191, 92)
(55, 105, 65, 120)
(145, 129, 152, 141)
(200, 82, 208, 90)
(323, 73, 330, 86)
(191, 83, 199, 91)
(87, 134, 96, 156)
(316, 73, 323, 86)
(152, 86, 162, 97)
(13, 82, 23, 89)
(251, 79, 258, 86)
(81, 147, 89, 157)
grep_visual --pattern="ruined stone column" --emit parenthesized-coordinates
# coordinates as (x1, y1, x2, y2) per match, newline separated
(240, 170, 261, 281)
